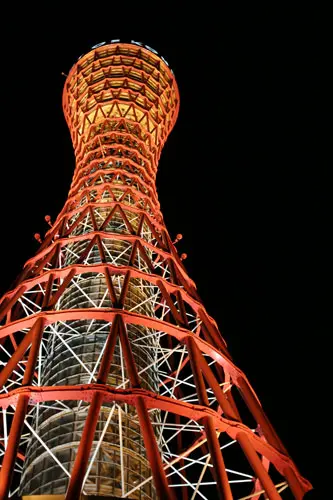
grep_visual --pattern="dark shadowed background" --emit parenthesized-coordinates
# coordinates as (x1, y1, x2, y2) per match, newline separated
(0, 5, 329, 498)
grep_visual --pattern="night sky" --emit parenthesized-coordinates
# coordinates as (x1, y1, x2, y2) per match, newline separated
(0, 6, 328, 498)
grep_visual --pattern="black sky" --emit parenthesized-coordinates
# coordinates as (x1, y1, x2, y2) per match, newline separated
(0, 5, 329, 498)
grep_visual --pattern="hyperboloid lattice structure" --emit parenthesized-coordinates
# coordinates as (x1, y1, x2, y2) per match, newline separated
(0, 42, 312, 500)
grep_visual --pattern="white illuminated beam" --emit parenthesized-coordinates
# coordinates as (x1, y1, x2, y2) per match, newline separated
(168, 463, 208, 499)
(158, 346, 187, 446)
(82, 404, 116, 488)
(118, 406, 125, 497)
(48, 324, 96, 380)
(116, 343, 184, 390)
(24, 419, 71, 480)
(2, 409, 7, 449)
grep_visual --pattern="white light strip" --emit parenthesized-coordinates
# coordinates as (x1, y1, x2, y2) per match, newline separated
(82, 404, 116, 487)
(118, 406, 125, 497)
(71, 280, 98, 308)
(9, 486, 19, 498)
(24, 419, 71, 479)
(49, 325, 95, 379)
(168, 463, 208, 499)
(2, 409, 7, 449)
(158, 345, 186, 446)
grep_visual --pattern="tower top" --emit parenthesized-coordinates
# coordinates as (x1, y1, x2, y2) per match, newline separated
(72, 40, 176, 74)
(62, 41, 180, 157)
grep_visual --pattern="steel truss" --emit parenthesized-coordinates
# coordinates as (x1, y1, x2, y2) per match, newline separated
(0, 42, 311, 499)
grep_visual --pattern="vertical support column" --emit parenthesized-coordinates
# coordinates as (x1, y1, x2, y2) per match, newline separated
(118, 315, 141, 388)
(136, 396, 176, 500)
(0, 286, 26, 323)
(283, 467, 305, 499)
(191, 339, 238, 420)
(186, 336, 233, 499)
(186, 336, 209, 406)
(0, 330, 34, 388)
(65, 315, 120, 499)
(175, 411, 189, 500)
(0, 395, 30, 499)
(41, 273, 54, 310)
(238, 377, 287, 453)
(203, 417, 233, 500)
(237, 431, 282, 500)
(65, 392, 104, 499)
(0, 317, 44, 499)
(118, 270, 131, 308)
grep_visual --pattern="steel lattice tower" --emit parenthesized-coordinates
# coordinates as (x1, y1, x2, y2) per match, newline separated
(0, 42, 311, 500)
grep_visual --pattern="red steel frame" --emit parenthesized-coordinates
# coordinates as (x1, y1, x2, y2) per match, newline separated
(0, 42, 312, 499)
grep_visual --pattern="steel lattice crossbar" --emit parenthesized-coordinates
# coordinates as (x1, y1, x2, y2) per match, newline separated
(0, 42, 312, 500)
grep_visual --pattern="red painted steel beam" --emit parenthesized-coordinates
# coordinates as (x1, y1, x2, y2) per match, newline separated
(0, 286, 26, 322)
(237, 432, 282, 500)
(283, 468, 306, 500)
(74, 129, 157, 170)
(237, 377, 287, 455)
(67, 176, 160, 213)
(136, 396, 176, 500)
(67, 78, 173, 134)
(203, 416, 233, 500)
(118, 315, 141, 387)
(19, 232, 195, 289)
(0, 395, 29, 499)
(0, 329, 33, 387)
(64, 316, 120, 498)
(65, 392, 104, 499)
(70, 165, 158, 202)
(0, 318, 44, 499)
(187, 336, 238, 420)
(71, 120, 160, 170)
(0, 309, 242, 380)
(0, 383, 313, 496)
(1, 262, 206, 322)
(186, 336, 233, 498)
(73, 143, 157, 180)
